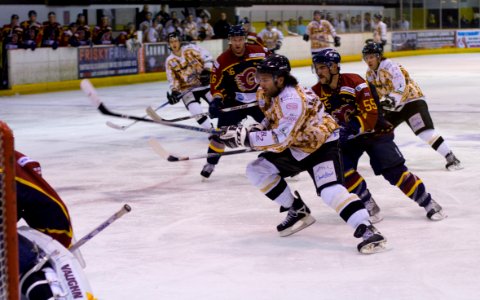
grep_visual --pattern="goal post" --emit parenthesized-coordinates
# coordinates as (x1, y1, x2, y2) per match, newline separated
(0, 120, 19, 300)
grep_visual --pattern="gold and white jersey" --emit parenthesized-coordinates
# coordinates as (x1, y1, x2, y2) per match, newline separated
(373, 21, 387, 43)
(165, 44, 213, 93)
(250, 85, 338, 158)
(257, 28, 284, 50)
(365, 58, 424, 109)
(306, 20, 337, 52)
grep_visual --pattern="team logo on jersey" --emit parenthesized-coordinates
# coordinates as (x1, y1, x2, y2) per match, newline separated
(235, 67, 257, 91)
(332, 104, 355, 124)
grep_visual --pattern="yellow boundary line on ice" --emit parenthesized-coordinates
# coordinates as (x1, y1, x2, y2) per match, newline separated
(1, 47, 479, 97)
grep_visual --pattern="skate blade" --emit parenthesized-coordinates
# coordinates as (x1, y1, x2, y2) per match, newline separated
(447, 163, 464, 171)
(370, 214, 384, 224)
(359, 240, 387, 254)
(428, 210, 448, 221)
(278, 215, 316, 237)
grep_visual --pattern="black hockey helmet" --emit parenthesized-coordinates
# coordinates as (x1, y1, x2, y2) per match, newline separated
(362, 41, 384, 56)
(374, 13, 383, 20)
(239, 17, 250, 25)
(312, 48, 341, 66)
(167, 31, 181, 42)
(228, 24, 246, 38)
(256, 54, 291, 77)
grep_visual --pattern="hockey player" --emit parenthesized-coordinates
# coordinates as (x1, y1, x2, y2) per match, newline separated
(15, 150, 73, 248)
(13, 151, 95, 299)
(311, 48, 446, 222)
(362, 42, 462, 170)
(205, 24, 269, 179)
(239, 18, 264, 47)
(165, 31, 214, 130)
(218, 54, 386, 254)
(257, 21, 283, 53)
(303, 10, 340, 56)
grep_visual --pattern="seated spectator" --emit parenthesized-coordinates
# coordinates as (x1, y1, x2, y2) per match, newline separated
(92, 15, 113, 45)
(42, 12, 61, 49)
(163, 18, 184, 39)
(197, 15, 214, 41)
(157, 4, 170, 26)
(213, 12, 230, 39)
(20, 10, 42, 50)
(427, 13, 438, 29)
(183, 14, 198, 41)
(136, 4, 151, 29)
(144, 18, 161, 43)
(460, 15, 471, 28)
(75, 13, 91, 45)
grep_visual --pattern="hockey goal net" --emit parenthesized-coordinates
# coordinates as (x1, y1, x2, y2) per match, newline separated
(0, 121, 19, 300)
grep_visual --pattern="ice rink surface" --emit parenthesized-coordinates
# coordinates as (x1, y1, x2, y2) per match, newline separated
(2, 53, 480, 299)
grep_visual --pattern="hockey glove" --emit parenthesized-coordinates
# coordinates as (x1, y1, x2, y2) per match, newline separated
(334, 36, 341, 47)
(167, 91, 182, 105)
(219, 125, 250, 148)
(199, 69, 211, 86)
(339, 119, 360, 145)
(303, 34, 309, 42)
(247, 122, 265, 132)
(380, 95, 396, 111)
(208, 97, 223, 118)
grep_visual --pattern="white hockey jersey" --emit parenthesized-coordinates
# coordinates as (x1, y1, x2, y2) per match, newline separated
(306, 20, 337, 52)
(165, 43, 213, 93)
(365, 58, 425, 109)
(250, 85, 338, 160)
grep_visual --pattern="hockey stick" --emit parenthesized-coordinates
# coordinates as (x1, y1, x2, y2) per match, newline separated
(106, 101, 169, 130)
(69, 204, 131, 252)
(148, 102, 259, 123)
(148, 138, 255, 161)
(146, 106, 222, 134)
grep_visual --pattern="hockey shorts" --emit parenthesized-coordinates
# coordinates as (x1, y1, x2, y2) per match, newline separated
(342, 134, 406, 176)
(260, 140, 345, 192)
(384, 99, 434, 134)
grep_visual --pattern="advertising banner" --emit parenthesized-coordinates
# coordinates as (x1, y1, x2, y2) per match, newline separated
(456, 30, 480, 48)
(143, 42, 169, 73)
(392, 30, 456, 51)
(78, 45, 138, 79)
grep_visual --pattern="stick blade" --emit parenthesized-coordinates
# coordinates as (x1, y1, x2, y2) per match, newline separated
(106, 121, 126, 130)
(148, 138, 170, 160)
(80, 79, 101, 107)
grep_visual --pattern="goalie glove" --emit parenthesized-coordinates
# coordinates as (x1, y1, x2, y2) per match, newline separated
(303, 34, 309, 42)
(334, 36, 341, 47)
(219, 124, 250, 148)
(199, 69, 211, 86)
(167, 91, 182, 105)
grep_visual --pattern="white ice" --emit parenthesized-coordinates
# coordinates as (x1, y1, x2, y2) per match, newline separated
(2, 53, 480, 300)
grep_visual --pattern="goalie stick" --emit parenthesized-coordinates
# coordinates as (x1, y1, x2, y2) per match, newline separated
(70, 204, 131, 252)
(153, 102, 259, 123)
(148, 138, 255, 161)
(81, 79, 220, 134)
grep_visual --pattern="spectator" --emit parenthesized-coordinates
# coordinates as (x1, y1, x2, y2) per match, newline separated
(116, 22, 138, 46)
(287, 19, 297, 34)
(144, 18, 160, 43)
(399, 17, 410, 30)
(139, 12, 153, 33)
(183, 14, 198, 41)
(92, 15, 113, 45)
(427, 13, 438, 29)
(297, 16, 307, 35)
(163, 18, 183, 39)
(74, 13, 91, 45)
(444, 14, 457, 28)
(195, 8, 211, 25)
(42, 12, 62, 49)
(136, 4, 151, 29)
(335, 13, 347, 33)
(460, 15, 471, 28)
(197, 15, 214, 41)
(157, 4, 170, 26)
(20, 10, 42, 50)
(364, 13, 372, 31)
(213, 12, 230, 39)
(165, 11, 179, 29)
(240, 17, 263, 47)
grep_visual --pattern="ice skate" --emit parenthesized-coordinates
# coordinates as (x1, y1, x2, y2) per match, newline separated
(277, 191, 316, 237)
(445, 152, 463, 171)
(425, 199, 447, 221)
(200, 163, 215, 180)
(354, 223, 387, 254)
(363, 197, 383, 224)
